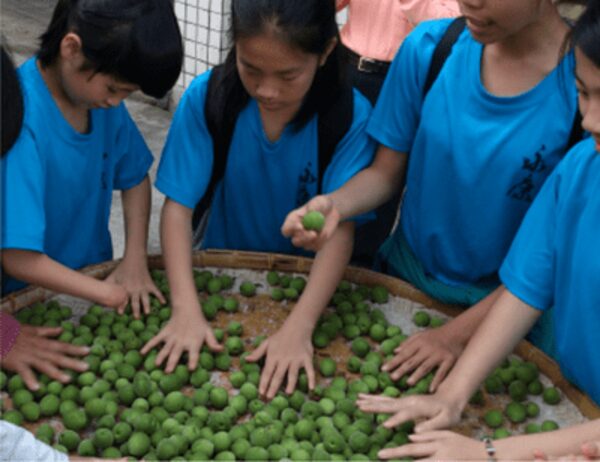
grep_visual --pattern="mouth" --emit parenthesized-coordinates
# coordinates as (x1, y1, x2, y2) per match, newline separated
(465, 16, 493, 32)
(258, 100, 282, 111)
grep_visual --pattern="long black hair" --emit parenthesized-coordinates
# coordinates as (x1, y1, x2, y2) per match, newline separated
(1, 44, 24, 157)
(38, 0, 183, 98)
(220, 0, 344, 130)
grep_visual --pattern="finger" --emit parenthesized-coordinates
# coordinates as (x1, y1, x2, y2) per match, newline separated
(384, 411, 417, 429)
(46, 339, 90, 356)
(188, 345, 199, 371)
(246, 341, 268, 363)
(31, 357, 71, 383)
(205, 332, 224, 352)
(408, 431, 452, 442)
(266, 363, 287, 400)
(17, 366, 40, 391)
(42, 351, 89, 373)
(389, 356, 421, 381)
(356, 396, 399, 413)
(154, 341, 174, 366)
(285, 363, 299, 395)
(414, 412, 452, 433)
(582, 442, 599, 459)
(150, 284, 167, 304)
(407, 358, 436, 387)
(304, 359, 316, 391)
(378, 443, 435, 460)
(131, 294, 141, 319)
(164, 345, 184, 373)
(141, 333, 164, 355)
(31, 326, 63, 338)
(382, 346, 417, 374)
(430, 359, 453, 393)
(258, 357, 277, 397)
(141, 292, 151, 316)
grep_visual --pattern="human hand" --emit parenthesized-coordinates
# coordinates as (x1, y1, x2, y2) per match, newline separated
(356, 392, 463, 433)
(382, 326, 464, 392)
(245, 321, 316, 400)
(106, 258, 166, 318)
(281, 195, 340, 252)
(140, 309, 222, 373)
(534, 441, 600, 461)
(2, 325, 89, 391)
(376, 431, 487, 461)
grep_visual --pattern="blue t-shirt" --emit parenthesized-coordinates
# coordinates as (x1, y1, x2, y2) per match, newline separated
(369, 19, 578, 287)
(500, 138, 600, 406)
(1, 58, 153, 295)
(156, 70, 376, 253)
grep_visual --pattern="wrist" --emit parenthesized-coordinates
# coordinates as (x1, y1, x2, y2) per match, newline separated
(481, 436, 497, 462)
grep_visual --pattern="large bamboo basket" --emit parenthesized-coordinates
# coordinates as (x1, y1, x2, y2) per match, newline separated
(2, 249, 599, 420)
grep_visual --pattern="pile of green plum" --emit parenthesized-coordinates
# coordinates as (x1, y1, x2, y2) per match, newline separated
(0, 268, 566, 460)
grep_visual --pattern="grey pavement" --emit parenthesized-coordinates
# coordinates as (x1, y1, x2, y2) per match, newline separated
(2, 0, 171, 258)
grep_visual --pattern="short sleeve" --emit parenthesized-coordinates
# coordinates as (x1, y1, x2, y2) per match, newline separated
(112, 105, 154, 190)
(367, 19, 453, 153)
(1, 128, 46, 253)
(500, 167, 562, 311)
(155, 72, 215, 210)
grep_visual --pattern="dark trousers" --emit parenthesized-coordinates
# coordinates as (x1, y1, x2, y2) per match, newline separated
(341, 53, 403, 268)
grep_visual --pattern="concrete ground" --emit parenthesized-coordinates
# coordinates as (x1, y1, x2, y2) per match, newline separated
(2, 0, 170, 257)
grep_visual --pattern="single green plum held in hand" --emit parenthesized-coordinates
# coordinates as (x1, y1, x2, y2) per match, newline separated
(302, 210, 326, 232)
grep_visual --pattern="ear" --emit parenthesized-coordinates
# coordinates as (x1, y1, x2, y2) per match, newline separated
(60, 32, 84, 63)
(319, 37, 339, 67)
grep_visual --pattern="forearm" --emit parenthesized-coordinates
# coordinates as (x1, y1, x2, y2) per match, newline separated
(2, 250, 112, 304)
(439, 285, 505, 346)
(398, 0, 461, 25)
(287, 222, 355, 332)
(160, 199, 202, 314)
(121, 175, 151, 261)
(437, 291, 540, 405)
(330, 145, 407, 220)
(495, 420, 600, 460)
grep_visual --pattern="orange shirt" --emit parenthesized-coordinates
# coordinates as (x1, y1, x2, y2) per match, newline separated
(337, 0, 461, 62)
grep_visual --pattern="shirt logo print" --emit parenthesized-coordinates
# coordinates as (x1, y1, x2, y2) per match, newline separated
(296, 162, 316, 207)
(506, 146, 547, 203)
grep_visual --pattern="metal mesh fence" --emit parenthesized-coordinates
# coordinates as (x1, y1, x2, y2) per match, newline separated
(174, 0, 231, 89)
(174, 1, 348, 90)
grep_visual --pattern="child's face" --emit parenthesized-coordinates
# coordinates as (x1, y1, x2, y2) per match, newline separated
(575, 48, 600, 152)
(458, 0, 546, 44)
(61, 67, 139, 110)
(58, 33, 139, 109)
(235, 31, 329, 116)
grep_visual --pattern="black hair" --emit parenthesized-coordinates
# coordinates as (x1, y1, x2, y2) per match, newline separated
(1, 44, 24, 157)
(569, 0, 600, 68)
(38, 0, 183, 98)
(221, 0, 343, 129)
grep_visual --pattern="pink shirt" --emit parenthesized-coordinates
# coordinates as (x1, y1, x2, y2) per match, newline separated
(337, 0, 461, 62)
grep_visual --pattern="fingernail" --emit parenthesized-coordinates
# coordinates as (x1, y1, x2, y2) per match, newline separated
(381, 365, 389, 371)
(31, 383, 40, 391)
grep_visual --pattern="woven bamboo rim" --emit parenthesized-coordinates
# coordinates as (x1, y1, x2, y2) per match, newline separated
(2, 249, 598, 419)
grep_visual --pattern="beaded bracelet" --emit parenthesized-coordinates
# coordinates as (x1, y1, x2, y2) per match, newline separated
(482, 436, 497, 462)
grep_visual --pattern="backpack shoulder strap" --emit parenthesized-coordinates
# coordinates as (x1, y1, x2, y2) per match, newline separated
(423, 17, 466, 98)
(192, 64, 244, 231)
(316, 83, 354, 194)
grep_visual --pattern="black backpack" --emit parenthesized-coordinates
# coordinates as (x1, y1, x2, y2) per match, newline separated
(191, 61, 354, 242)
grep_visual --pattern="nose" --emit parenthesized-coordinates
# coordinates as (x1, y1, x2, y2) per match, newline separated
(459, 0, 484, 11)
(106, 96, 123, 108)
(581, 98, 600, 137)
(255, 78, 279, 101)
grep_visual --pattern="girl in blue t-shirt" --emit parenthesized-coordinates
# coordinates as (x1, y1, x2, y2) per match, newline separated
(142, 0, 375, 398)
(1, 0, 182, 319)
(283, 0, 583, 391)
(356, 4, 600, 458)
